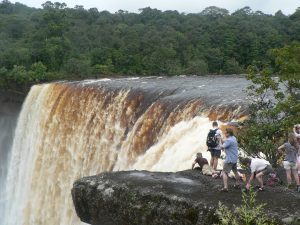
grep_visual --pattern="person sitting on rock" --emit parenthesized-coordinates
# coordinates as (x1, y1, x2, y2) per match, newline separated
(192, 152, 215, 176)
(240, 157, 273, 191)
(278, 133, 300, 192)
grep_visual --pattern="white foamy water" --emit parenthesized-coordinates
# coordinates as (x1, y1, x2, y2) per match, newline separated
(3, 76, 248, 225)
(128, 117, 215, 172)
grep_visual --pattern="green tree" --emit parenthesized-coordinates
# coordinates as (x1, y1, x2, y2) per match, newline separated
(237, 43, 300, 164)
(29, 62, 47, 82)
(223, 58, 243, 74)
(184, 59, 208, 75)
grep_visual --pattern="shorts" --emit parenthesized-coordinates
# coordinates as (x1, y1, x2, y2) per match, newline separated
(257, 165, 274, 174)
(202, 164, 213, 176)
(283, 161, 297, 170)
(209, 149, 221, 158)
(223, 162, 237, 174)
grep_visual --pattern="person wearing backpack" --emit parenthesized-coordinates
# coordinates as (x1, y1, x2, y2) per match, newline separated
(206, 121, 223, 171)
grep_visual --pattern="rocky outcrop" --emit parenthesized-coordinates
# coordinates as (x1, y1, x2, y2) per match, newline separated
(72, 170, 300, 225)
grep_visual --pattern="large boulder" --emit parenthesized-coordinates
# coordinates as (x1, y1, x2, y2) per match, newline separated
(72, 170, 300, 225)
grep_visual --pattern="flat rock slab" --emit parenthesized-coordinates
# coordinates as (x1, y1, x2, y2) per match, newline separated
(72, 170, 300, 225)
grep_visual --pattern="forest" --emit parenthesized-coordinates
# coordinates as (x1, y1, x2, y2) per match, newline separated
(0, 0, 300, 92)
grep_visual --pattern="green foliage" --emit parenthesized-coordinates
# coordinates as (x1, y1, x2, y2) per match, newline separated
(63, 58, 90, 78)
(215, 188, 276, 225)
(29, 62, 47, 82)
(0, 1, 300, 92)
(237, 43, 300, 165)
(184, 59, 208, 75)
(223, 58, 243, 74)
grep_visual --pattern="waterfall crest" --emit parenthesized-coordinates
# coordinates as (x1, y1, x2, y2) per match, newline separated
(4, 76, 248, 225)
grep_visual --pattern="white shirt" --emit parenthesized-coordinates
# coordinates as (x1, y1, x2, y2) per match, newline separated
(214, 128, 223, 150)
(250, 158, 270, 173)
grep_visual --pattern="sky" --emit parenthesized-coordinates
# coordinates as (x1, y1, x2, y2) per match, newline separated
(11, 0, 300, 15)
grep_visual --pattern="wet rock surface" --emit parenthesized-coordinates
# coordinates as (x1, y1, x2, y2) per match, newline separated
(72, 169, 300, 225)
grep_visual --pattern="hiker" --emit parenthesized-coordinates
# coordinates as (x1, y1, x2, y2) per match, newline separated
(192, 152, 214, 176)
(220, 128, 240, 192)
(206, 121, 223, 171)
(240, 157, 273, 191)
(293, 125, 300, 175)
(293, 124, 300, 145)
(278, 133, 300, 192)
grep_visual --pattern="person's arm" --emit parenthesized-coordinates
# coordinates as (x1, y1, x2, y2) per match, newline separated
(277, 144, 285, 154)
(246, 173, 255, 189)
(295, 133, 300, 138)
(217, 129, 224, 145)
(192, 160, 196, 170)
(294, 127, 300, 137)
(222, 139, 230, 149)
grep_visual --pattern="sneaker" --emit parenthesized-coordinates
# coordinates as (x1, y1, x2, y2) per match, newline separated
(257, 187, 265, 192)
(220, 188, 228, 192)
(233, 184, 241, 189)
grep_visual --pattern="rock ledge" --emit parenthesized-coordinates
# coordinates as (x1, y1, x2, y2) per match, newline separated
(72, 170, 300, 225)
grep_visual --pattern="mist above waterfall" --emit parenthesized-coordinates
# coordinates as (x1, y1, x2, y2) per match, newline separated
(3, 76, 249, 225)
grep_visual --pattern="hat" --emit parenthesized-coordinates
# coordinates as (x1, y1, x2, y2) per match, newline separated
(196, 152, 203, 158)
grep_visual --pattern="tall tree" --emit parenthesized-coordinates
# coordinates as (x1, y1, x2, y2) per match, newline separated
(238, 42, 300, 165)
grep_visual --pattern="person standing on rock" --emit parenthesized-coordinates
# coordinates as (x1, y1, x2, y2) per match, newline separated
(293, 125, 300, 176)
(206, 121, 223, 171)
(278, 133, 300, 192)
(220, 128, 240, 192)
(293, 124, 300, 145)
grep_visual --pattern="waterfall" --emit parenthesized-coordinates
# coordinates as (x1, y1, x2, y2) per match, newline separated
(0, 92, 23, 225)
(4, 76, 249, 225)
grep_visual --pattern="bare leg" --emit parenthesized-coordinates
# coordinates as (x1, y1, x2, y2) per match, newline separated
(256, 172, 264, 188)
(213, 157, 218, 170)
(234, 172, 240, 186)
(210, 156, 214, 168)
(222, 171, 228, 189)
(292, 169, 300, 186)
(286, 169, 292, 185)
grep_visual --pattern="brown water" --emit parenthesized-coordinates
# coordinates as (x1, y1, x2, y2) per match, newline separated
(3, 76, 250, 225)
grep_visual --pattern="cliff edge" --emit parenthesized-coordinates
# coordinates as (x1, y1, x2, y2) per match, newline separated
(72, 170, 300, 225)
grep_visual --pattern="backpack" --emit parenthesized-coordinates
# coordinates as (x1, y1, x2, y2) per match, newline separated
(206, 129, 219, 148)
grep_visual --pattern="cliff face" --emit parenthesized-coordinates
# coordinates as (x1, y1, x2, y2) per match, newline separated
(72, 170, 300, 225)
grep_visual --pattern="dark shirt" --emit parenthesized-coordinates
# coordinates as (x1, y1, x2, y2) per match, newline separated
(195, 157, 208, 169)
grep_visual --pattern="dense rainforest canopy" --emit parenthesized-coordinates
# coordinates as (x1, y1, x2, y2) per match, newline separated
(0, 0, 300, 92)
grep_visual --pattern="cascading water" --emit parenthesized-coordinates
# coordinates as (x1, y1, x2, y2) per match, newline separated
(4, 76, 249, 225)
(0, 93, 23, 225)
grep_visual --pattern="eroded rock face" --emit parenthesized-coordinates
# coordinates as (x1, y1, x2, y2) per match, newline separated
(72, 170, 300, 225)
